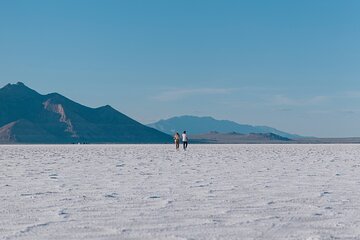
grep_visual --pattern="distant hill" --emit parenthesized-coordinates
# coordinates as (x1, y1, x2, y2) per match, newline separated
(190, 132, 292, 144)
(148, 115, 302, 139)
(0, 82, 171, 143)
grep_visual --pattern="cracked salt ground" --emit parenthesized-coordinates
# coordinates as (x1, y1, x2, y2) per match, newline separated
(1, 144, 360, 239)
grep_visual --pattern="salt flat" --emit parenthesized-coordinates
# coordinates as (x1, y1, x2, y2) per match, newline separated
(1, 144, 360, 240)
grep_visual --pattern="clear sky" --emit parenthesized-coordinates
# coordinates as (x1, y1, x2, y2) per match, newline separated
(0, 0, 359, 137)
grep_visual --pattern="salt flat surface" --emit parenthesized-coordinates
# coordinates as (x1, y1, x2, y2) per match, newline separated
(1, 144, 360, 240)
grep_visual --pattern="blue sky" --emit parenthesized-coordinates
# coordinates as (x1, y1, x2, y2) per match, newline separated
(0, 0, 359, 137)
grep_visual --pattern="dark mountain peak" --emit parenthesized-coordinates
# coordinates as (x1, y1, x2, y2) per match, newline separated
(46, 92, 62, 98)
(98, 104, 114, 110)
(44, 92, 88, 110)
(95, 105, 122, 115)
(15, 81, 26, 86)
(0, 82, 40, 97)
(45, 92, 76, 102)
(5, 82, 26, 88)
(3, 82, 29, 90)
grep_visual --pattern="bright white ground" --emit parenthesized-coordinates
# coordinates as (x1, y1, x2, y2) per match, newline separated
(1, 144, 360, 240)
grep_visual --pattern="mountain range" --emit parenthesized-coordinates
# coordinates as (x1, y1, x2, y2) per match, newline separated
(190, 132, 292, 144)
(5, 82, 350, 144)
(148, 116, 302, 139)
(0, 82, 171, 143)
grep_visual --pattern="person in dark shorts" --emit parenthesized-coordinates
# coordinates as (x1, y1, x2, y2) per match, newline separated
(174, 132, 180, 150)
(182, 131, 188, 150)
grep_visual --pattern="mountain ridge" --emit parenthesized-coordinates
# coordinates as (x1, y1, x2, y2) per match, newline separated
(148, 115, 302, 139)
(0, 82, 171, 143)
(190, 132, 292, 144)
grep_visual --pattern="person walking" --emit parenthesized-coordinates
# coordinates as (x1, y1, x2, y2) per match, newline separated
(182, 131, 188, 150)
(174, 132, 180, 150)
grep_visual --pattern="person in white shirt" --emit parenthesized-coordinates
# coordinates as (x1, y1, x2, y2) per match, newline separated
(182, 131, 188, 150)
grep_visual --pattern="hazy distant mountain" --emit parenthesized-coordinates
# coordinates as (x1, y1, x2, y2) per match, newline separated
(148, 115, 302, 139)
(0, 82, 171, 143)
(190, 132, 292, 144)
